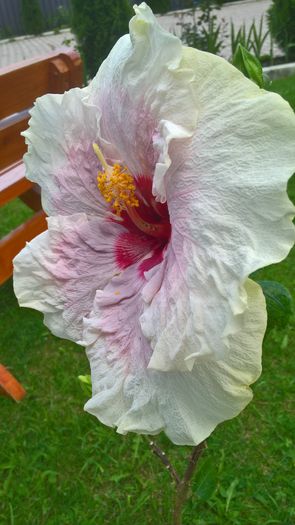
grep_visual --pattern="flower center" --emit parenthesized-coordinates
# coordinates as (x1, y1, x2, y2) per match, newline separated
(93, 144, 171, 240)
(93, 144, 139, 215)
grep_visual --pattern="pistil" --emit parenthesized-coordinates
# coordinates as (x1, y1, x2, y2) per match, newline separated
(93, 143, 170, 240)
(126, 206, 171, 240)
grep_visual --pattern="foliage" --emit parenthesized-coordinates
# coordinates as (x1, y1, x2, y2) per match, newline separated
(178, 1, 227, 55)
(250, 17, 270, 59)
(44, 6, 72, 33)
(147, 0, 171, 13)
(232, 44, 264, 88)
(179, 6, 271, 64)
(268, 0, 295, 61)
(258, 280, 293, 331)
(230, 17, 270, 62)
(269, 74, 295, 111)
(78, 374, 92, 396)
(0, 26, 14, 40)
(230, 22, 253, 57)
(194, 457, 219, 501)
(71, 0, 133, 80)
(21, 0, 44, 36)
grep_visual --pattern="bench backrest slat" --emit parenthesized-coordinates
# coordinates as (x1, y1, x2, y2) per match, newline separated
(0, 210, 47, 285)
(0, 114, 29, 170)
(0, 49, 83, 119)
(0, 49, 83, 172)
(0, 49, 83, 285)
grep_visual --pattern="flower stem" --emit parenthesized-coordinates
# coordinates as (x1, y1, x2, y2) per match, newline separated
(173, 441, 206, 525)
(145, 436, 180, 485)
(145, 436, 206, 525)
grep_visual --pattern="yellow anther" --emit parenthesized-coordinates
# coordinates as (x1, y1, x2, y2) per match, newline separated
(93, 143, 139, 215)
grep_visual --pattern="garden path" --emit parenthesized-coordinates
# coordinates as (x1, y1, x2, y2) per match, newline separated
(160, 0, 279, 59)
(0, 0, 279, 68)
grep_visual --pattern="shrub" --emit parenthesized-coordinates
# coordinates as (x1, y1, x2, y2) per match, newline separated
(268, 0, 295, 61)
(178, 1, 226, 55)
(148, 0, 171, 13)
(45, 6, 72, 32)
(21, 0, 44, 35)
(0, 26, 14, 39)
(230, 17, 270, 63)
(71, 0, 133, 80)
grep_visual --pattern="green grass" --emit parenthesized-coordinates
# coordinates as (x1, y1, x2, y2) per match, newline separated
(0, 81, 295, 525)
(268, 74, 295, 111)
(0, 199, 34, 238)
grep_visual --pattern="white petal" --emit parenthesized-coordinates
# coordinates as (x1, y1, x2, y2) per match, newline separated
(141, 47, 295, 371)
(88, 2, 198, 201)
(85, 279, 265, 445)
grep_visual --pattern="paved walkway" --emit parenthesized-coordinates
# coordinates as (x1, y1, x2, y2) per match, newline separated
(160, 0, 278, 58)
(0, 0, 278, 68)
(0, 29, 75, 68)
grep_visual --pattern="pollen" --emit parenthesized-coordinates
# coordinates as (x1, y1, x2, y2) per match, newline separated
(97, 164, 139, 215)
(93, 144, 139, 215)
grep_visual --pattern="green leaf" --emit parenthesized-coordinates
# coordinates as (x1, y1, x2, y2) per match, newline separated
(257, 280, 293, 330)
(78, 374, 92, 395)
(109, 473, 130, 483)
(280, 334, 289, 349)
(194, 457, 218, 502)
(232, 44, 264, 88)
(225, 478, 239, 512)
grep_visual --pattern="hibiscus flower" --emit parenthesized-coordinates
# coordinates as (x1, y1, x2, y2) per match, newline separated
(14, 3, 295, 445)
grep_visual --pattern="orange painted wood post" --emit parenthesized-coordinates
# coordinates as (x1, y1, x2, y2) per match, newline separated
(0, 364, 26, 401)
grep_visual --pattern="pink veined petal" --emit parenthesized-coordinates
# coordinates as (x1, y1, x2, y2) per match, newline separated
(14, 214, 129, 342)
(22, 88, 113, 217)
(13, 212, 162, 343)
(83, 261, 161, 431)
(115, 230, 159, 270)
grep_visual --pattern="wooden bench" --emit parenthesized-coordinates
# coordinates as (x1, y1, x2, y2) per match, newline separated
(0, 49, 83, 285)
(0, 364, 26, 401)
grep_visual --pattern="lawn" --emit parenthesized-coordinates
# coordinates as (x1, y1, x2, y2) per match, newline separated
(0, 77, 294, 525)
(269, 74, 295, 112)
